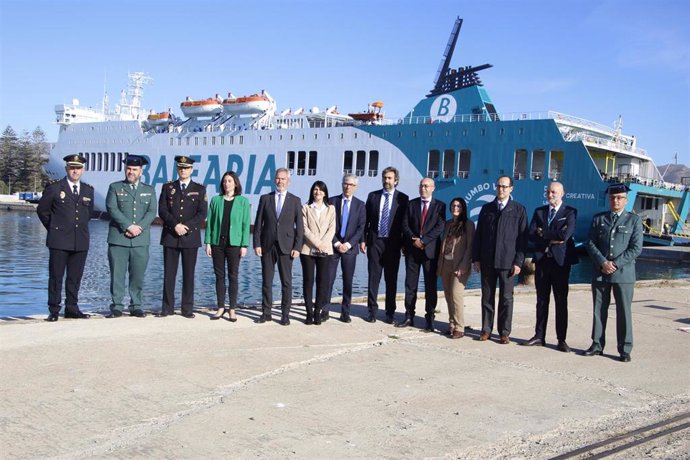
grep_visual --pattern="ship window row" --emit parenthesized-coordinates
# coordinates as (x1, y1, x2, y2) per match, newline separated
(427, 149, 472, 179)
(80, 152, 127, 172)
(286, 151, 318, 176)
(513, 149, 564, 180)
(343, 150, 379, 177)
(167, 130, 379, 147)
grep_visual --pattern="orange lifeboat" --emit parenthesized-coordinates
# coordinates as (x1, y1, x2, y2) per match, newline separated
(222, 92, 272, 115)
(349, 101, 384, 123)
(180, 96, 223, 118)
(146, 111, 172, 126)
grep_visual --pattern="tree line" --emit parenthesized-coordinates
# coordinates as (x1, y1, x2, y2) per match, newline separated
(0, 125, 49, 194)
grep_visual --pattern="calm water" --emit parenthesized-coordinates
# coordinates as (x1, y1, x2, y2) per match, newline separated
(1, 210, 688, 316)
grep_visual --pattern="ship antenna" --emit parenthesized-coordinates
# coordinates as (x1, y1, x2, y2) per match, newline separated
(432, 17, 462, 93)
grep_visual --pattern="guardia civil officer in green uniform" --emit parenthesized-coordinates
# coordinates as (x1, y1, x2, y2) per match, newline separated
(105, 155, 158, 318)
(584, 183, 643, 362)
(158, 156, 208, 318)
(37, 154, 94, 321)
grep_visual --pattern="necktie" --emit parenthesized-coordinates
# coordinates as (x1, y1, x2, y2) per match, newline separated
(379, 192, 390, 237)
(498, 201, 504, 212)
(420, 200, 429, 236)
(548, 207, 556, 225)
(131, 183, 136, 192)
(276, 193, 283, 216)
(612, 212, 619, 224)
(72, 184, 78, 195)
(181, 183, 187, 192)
(340, 199, 349, 238)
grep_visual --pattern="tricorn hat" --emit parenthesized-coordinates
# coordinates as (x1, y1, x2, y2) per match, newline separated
(123, 155, 149, 167)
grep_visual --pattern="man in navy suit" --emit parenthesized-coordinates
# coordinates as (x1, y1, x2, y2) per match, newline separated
(472, 175, 528, 344)
(253, 168, 304, 325)
(396, 177, 446, 331)
(327, 174, 365, 323)
(525, 182, 578, 352)
(361, 166, 409, 323)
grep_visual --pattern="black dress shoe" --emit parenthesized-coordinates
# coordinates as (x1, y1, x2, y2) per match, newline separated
(280, 318, 290, 326)
(106, 310, 123, 318)
(320, 310, 329, 321)
(384, 315, 394, 324)
(256, 315, 271, 323)
(423, 322, 434, 332)
(395, 318, 414, 328)
(523, 336, 545, 347)
(182, 313, 195, 319)
(556, 340, 571, 353)
(364, 314, 376, 323)
(157, 311, 174, 317)
(582, 345, 603, 356)
(305, 315, 314, 325)
(339, 315, 351, 323)
(620, 353, 631, 362)
(65, 311, 90, 319)
(130, 309, 146, 318)
(45, 313, 59, 322)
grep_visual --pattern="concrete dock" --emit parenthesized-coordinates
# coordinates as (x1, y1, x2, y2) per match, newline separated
(1, 280, 688, 459)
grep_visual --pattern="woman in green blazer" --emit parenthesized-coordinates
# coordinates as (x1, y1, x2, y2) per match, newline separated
(205, 171, 251, 321)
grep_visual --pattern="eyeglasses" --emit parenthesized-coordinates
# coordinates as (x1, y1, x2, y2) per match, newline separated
(609, 195, 627, 200)
(496, 184, 512, 189)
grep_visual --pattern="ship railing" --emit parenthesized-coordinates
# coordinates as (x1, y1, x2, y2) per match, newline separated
(385, 111, 556, 126)
(548, 111, 616, 135)
(569, 131, 649, 157)
(603, 174, 689, 191)
(457, 170, 469, 179)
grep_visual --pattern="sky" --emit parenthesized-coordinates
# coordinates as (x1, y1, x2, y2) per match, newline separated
(0, 0, 688, 166)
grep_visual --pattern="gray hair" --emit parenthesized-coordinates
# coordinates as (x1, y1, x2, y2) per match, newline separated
(342, 174, 358, 185)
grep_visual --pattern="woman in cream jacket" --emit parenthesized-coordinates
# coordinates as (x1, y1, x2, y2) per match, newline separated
(300, 180, 336, 325)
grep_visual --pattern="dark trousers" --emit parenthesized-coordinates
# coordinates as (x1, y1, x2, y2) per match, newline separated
(327, 251, 357, 316)
(300, 254, 330, 319)
(162, 246, 198, 315)
(480, 266, 515, 336)
(260, 245, 293, 318)
(47, 248, 88, 314)
(367, 238, 401, 317)
(534, 257, 571, 341)
(591, 281, 634, 354)
(403, 249, 438, 320)
(210, 244, 241, 309)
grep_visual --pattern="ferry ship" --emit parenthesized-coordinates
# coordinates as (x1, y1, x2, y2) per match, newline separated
(45, 18, 689, 245)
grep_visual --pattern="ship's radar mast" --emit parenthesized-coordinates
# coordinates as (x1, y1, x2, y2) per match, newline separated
(116, 72, 152, 120)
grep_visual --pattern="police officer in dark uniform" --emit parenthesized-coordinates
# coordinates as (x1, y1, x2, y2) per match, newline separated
(105, 155, 157, 318)
(158, 156, 207, 318)
(36, 154, 94, 321)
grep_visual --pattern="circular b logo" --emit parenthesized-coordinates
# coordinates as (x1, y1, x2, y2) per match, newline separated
(430, 95, 457, 123)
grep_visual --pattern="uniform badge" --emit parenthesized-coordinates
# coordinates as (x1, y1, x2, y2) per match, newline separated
(83, 196, 91, 203)
(171, 188, 176, 196)
(59, 191, 66, 199)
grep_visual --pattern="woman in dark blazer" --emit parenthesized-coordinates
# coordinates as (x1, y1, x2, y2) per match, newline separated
(300, 181, 336, 325)
(437, 197, 475, 338)
(205, 171, 251, 321)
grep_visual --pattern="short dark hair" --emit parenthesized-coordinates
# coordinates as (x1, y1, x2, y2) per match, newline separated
(307, 180, 329, 205)
(496, 175, 513, 187)
(382, 166, 400, 184)
(219, 171, 242, 196)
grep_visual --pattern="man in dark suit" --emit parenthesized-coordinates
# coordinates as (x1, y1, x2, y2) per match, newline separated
(36, 154, 94, 321)
(524, 181, 578, 352)
(105, 155, 157, 318)
(472, 175, 528, 344)
(397, 177, 446, 331)
(253, 167, 304, 325)
(584, 183, 643, 362)
(158, 156, 207, 318)
(327, 174, 365, 323)
(361, 166, 409, 323)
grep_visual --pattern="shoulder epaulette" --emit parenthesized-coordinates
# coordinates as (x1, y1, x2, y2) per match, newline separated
(81, 182, 94, 189)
